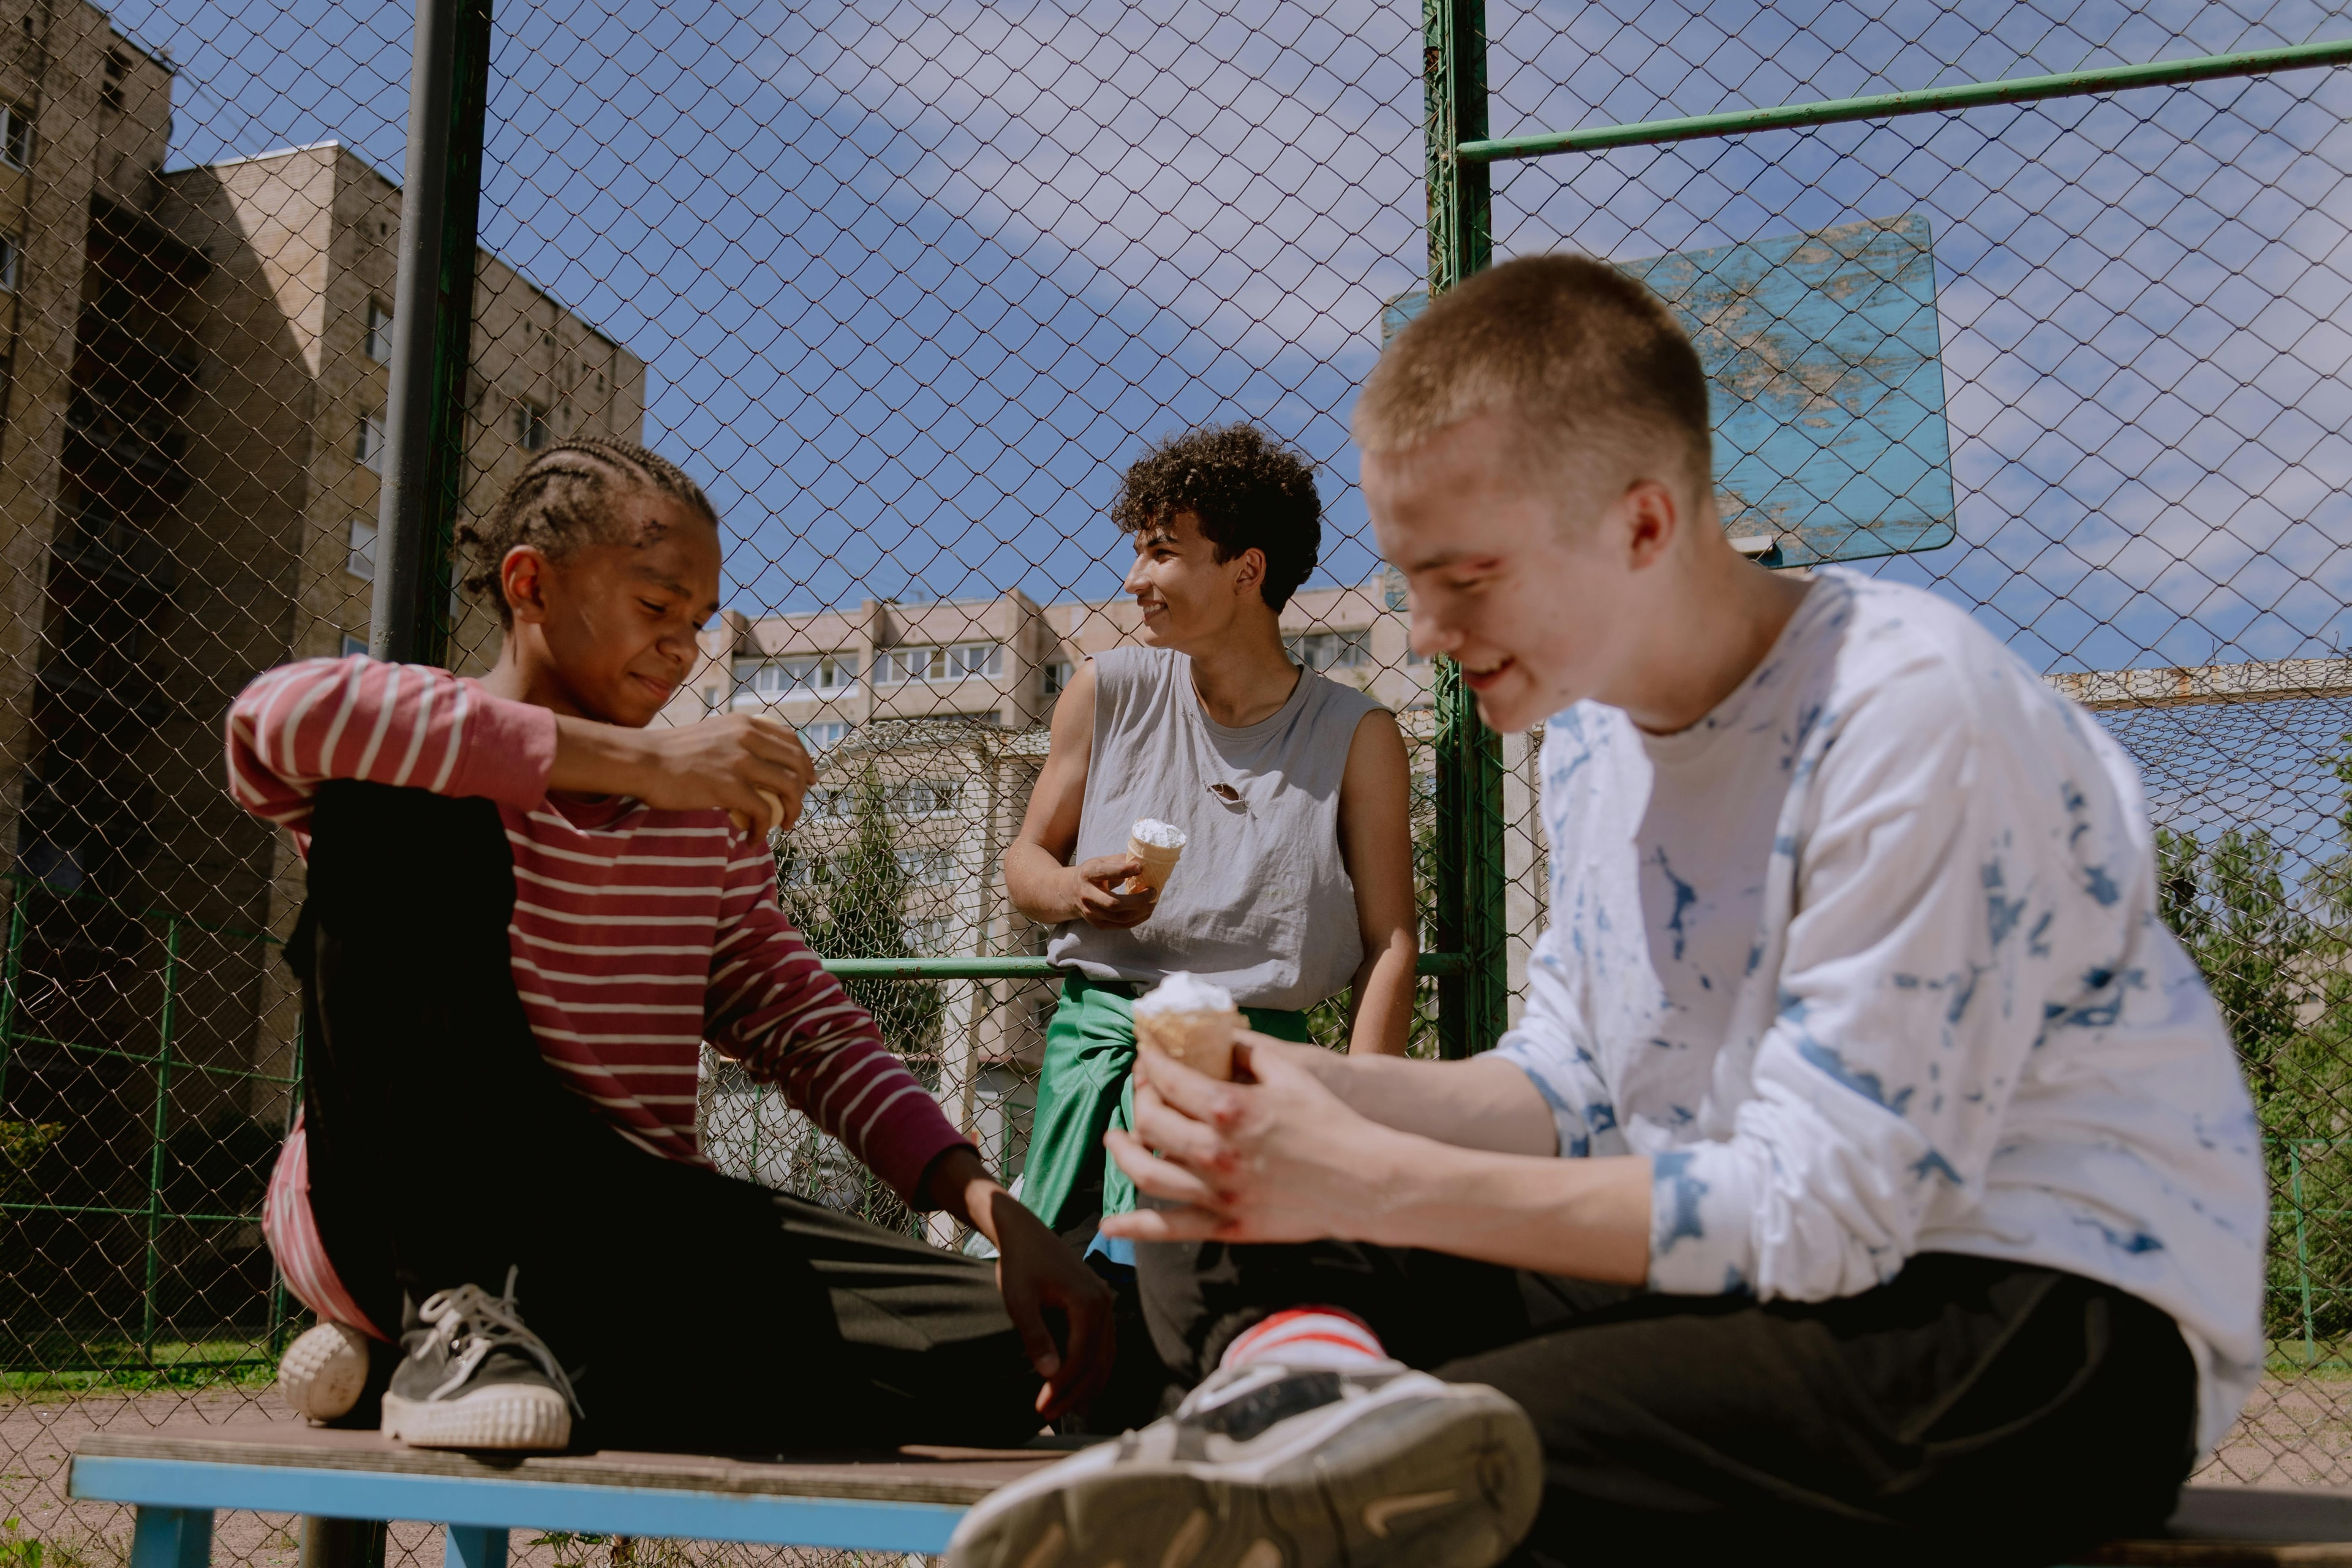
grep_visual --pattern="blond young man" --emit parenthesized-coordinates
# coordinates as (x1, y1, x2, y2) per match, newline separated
(949, 260, 2264, 1568)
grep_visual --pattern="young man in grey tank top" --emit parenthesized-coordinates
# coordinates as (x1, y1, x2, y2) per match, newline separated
(1003, 426, 1418, 1423)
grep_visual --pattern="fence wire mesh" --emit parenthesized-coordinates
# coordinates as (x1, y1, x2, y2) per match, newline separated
(0, 0, 2348, 1561)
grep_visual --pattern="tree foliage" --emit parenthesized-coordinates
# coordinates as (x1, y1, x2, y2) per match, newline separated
(2157, 748, 2352, 1351)
(774, 764, 944, 1079)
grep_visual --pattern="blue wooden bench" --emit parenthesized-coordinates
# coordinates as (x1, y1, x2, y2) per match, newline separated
(70, 1424, 1061, 1566)
(69, 1422, 2352, 1566)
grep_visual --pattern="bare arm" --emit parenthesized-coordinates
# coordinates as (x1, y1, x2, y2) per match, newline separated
(1253, 1036, 1558, 1155)
(1335, 709, 1417, 1055)
(1003, 660, 1158, 929)
(550, 712, 815, 830)
(1101, 1044, 1648, 1283)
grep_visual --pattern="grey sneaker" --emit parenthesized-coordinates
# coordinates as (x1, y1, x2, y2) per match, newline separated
(947, 1361, 1541, 1568)
(379, 1272, 581, 1451)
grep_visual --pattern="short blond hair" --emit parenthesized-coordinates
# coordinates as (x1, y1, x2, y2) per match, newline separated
(1355, 255, 1713, 497)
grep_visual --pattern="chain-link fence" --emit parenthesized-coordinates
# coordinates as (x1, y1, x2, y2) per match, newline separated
(3, 0, 2352, 1561)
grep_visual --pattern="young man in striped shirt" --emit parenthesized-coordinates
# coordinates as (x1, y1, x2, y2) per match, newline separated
(238, 438, 1110, 1453)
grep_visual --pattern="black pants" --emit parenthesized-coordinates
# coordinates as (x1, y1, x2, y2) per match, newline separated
(287, 782, 1043, 1454)
(1140, 1237, 2198, 1567)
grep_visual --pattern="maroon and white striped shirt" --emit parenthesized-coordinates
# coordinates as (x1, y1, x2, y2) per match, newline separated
(230, 657, 967, 1333)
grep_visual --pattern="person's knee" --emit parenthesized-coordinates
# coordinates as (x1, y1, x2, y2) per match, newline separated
(306, 782, 515, 944)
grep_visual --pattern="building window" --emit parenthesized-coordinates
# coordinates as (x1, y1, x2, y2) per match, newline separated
(731, 652, 857, 704)
(355, 410, 387, 473)
(347, 519, 377, 581)
(0, 233, 19, 294)
(1042, 659, 1072, 696)
(877, 642, 1002, 685)
(903, 915, 955, 955)
(100, 51, 126, 112)
(341, 633, 368, 657)
(801, 720, 848, 751)
(365, 300, 393, 363)
(896, 847, 957, 886)
(515, 401, 548, 451)
(1286, 630, 1371, 673)
(888, 780, 961, 818)
(1, 104, 31, 168)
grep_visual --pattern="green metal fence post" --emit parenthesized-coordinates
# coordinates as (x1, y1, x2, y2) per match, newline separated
(2291, 1139, 2317, 1365)
(268, 1010, 306, 1354)
(1424, 0, 1510, 1059)
(141, 916, 181, 1354)
(0, 883, 23, 1108)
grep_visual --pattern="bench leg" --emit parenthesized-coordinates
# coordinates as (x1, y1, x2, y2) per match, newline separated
(129, 1507, 213, 1568)
(300, 1518, 388, 1568)
(443, 1525, 508, 1568)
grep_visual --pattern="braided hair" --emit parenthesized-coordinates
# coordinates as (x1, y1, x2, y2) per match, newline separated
(456, 436, 720, 625)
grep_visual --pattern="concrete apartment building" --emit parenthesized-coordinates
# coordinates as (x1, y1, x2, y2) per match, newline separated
(0, 0, 638, 1334)
(673, 572, 1551, 1193)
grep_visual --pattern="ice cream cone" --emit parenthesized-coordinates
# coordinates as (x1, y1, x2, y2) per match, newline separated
(1133, 1005, 1245, 1082)
(1126, 834, 1183, 896)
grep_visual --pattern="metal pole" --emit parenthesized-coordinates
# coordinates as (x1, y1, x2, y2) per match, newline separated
(370, 0, 494, 666)
(268, 1012, 306, 1355)
(1459, 35, 2352, 162)
(2291, 1139, 2316, 1365)
(1423, 0, 1510, 1060)
(0, 883, 23, 1108)
(141, 918, 179, 1353)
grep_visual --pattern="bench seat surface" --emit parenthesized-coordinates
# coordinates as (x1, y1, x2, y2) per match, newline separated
(75, 1421, 1058, 1507)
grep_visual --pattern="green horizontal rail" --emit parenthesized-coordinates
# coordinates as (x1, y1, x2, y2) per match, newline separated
(1460, 37, 2352, 162)
(0, 1200, 260, 1224)
(1, 869, 282, 946)
(822, 952, 1471, 980)
(2, 1027, 298, 1085)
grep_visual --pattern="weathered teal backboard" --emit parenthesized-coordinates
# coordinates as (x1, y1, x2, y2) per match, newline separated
(1382, 214, 1956, 567)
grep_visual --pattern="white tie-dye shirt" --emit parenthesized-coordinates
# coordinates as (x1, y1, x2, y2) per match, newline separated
(1494, 568, 2266, 1454)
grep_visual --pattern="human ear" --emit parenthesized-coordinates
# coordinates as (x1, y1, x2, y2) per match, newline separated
(1621, 480, 1679, 571)
(500, 545, 556, 625)
(1231, 546, 1266, 595)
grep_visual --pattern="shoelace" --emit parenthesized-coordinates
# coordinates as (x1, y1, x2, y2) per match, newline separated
(415, 1266, 584, 1415)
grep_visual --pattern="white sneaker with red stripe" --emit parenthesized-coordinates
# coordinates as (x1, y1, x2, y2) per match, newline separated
(944, 1359, 1541, 1568)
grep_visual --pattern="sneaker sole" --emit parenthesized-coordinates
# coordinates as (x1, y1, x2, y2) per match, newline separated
(382, 1385, 571, 1451)
(951, 1384, 1540, 1568)
(279, 1323, 372, 1423)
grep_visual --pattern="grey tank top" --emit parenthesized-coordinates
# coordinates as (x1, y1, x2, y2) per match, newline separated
(1046, 646, 1382, 1009)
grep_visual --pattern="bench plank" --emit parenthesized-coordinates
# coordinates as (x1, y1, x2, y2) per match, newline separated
(72, 1424, 1062, 1556)
(74, 1425, 1054, 1506)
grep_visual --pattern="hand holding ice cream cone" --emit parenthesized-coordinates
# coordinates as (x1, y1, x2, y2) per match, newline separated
(1132, 971, 1245, 1082)
(1124, 817, 1186, 898)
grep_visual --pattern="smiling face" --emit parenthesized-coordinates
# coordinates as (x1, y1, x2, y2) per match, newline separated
(1366, 410, 1689, 734)
(500, 488, 723, 726)
(1120, 509, 1272, 650)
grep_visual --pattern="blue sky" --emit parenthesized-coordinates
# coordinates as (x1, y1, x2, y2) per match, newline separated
(119, 0, 2352, 678)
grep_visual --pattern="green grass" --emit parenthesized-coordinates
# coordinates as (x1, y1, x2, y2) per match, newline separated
(0, 1338, 277, 1401)
(0, 1518, 118, 1568)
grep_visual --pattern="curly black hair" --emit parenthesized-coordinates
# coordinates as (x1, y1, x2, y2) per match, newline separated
(454, 436, 719, 626)
(1110, 424, 1321, 611)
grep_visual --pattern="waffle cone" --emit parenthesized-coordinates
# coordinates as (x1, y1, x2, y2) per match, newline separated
(1133, 1006, 1243, 1082)
(1126, 835, 1183, 895)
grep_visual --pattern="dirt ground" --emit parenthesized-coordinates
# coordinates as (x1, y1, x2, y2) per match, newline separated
(1, 1374, 2345, 1568)
(2198, 1373, 2352, 1489)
